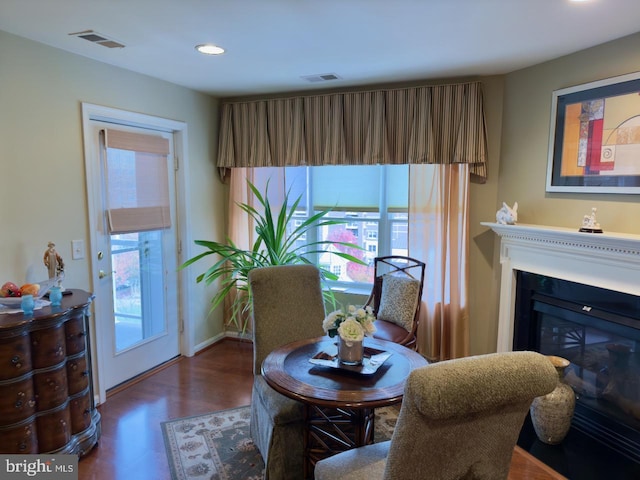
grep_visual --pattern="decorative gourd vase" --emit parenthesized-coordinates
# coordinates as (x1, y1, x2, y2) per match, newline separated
(530, 355, 575, 445)
(338, 336, 364, 366)
(21, 295, 35, 316)
(49, 286, 63, 307)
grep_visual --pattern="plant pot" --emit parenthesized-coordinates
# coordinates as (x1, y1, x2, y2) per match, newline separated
(338, 337, 364, 366)
(530, 355, 576, 445)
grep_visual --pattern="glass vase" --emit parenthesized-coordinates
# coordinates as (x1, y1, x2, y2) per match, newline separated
(338, 336, 364, 366)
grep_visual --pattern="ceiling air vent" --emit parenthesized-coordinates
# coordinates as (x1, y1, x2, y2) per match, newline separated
(68, 30, 125, 49)
(301, 73, 342, 83)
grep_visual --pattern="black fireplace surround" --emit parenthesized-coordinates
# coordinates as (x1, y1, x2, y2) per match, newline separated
(514, 271, 640, 479)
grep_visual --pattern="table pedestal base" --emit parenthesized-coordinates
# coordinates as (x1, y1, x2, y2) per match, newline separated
(303, 405, 375, 479)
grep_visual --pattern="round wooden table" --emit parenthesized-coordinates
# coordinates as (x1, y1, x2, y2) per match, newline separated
(262, 336, 428, 478)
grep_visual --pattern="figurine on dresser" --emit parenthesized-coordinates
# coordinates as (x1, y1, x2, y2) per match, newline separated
(43, 241, 65, 289)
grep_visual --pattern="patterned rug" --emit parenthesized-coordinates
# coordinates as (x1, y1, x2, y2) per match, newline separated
(161, 405, 399, 480)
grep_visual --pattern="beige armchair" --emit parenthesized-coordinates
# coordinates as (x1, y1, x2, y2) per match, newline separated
(249, 264, 326, 480)
(314, 351, 557, 480)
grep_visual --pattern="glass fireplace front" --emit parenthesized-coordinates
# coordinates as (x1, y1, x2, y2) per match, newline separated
(514, 271, 640, 470)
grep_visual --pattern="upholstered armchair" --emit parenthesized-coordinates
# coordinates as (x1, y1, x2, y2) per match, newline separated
(314, 351, 558, 480)
(366, 256, 425, 350)
(249, 264, 326, 480)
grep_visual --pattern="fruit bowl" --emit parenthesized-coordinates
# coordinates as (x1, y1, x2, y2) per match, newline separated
(0, 278, 58, 307)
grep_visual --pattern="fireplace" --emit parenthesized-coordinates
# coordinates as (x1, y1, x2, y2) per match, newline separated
(483, 222, 640, 478)
(515, 271, 640, 458)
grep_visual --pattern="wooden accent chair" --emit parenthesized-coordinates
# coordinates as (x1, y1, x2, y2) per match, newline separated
(314, 351, 558, 480)
(365, 256, 425, 350)
(248, 264, 326, 480)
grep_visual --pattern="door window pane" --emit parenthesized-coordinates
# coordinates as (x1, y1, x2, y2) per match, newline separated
(111, 230, 166, 352)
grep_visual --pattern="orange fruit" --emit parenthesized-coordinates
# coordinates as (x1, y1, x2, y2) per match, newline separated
(20, 283, 40, 296)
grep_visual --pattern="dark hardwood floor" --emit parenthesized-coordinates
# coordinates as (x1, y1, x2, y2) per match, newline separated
(78, 339, 565, 479)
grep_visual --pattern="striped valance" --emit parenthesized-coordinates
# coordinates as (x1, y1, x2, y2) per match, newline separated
(218, 82, 488, 182)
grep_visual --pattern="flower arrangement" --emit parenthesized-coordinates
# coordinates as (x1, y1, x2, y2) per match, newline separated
(322, 305, 376, 342)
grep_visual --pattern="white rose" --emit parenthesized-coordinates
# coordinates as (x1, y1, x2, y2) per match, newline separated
(338, 318, 364, 342)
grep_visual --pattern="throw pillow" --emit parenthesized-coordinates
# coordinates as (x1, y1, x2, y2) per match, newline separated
(377, 275, 421, 332)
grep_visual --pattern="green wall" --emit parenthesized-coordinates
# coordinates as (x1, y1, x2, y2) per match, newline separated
(477, 31, 640, 354)
(0, 30, 226, 347)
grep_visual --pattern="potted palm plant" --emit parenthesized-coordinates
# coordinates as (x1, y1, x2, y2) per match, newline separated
(181, 180, 365, 334)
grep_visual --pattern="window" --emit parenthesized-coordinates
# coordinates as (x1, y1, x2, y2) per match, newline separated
(279, 164, 408, 288)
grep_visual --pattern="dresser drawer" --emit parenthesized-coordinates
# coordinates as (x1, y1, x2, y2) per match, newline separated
(65, 315, 87, 356)
(0, 422, 37, 454)
(0, 334, 32, 380)
(0, 376, 36, 425)
(33, 364, 68, 411)
(35, 408, 71, 453)
(66, 355, 89, 395)
(30, 325, 66, 369)
(69, 391, 92, 434)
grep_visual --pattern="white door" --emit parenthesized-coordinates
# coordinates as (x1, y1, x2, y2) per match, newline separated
(84, 117, 181, 395)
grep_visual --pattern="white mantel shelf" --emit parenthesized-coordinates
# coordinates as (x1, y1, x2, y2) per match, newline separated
(481, 222, 640, 352)
(480, 222, 640, 257)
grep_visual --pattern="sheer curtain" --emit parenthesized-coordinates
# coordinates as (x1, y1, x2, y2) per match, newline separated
(225, 168, 286, 328)
(409, 163, 470, 361)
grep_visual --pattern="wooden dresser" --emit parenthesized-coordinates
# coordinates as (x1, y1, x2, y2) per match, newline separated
(0, 289, 101, 455)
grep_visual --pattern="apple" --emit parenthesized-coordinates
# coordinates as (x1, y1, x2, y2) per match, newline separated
(0, 282, 21, 297)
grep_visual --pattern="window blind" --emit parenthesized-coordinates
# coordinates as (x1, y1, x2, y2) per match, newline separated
(103, 129, 171, 234)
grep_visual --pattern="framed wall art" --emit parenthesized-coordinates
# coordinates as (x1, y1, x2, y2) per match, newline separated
(546, 71, 640, 194)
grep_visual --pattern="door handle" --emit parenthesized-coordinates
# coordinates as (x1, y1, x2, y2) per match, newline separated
(98, 270, 114, 279)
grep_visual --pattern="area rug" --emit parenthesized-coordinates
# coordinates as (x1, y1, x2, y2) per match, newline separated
(161, 405, 399, 480)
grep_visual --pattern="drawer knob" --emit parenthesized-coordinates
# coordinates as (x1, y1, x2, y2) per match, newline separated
(15, 391, 25, 409)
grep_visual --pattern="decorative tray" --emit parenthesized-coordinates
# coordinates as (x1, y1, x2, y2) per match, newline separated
(0, 278, 57, 307)
(308, 346, 392, 375)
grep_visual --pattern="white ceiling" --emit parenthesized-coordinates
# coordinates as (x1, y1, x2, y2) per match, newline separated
(2, 0, 640, 98)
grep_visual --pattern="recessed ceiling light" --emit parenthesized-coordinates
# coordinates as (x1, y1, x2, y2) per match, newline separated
(195, 44, 225, 55)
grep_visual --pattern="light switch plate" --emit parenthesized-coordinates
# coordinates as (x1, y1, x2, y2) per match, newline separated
(72, 239, 85, 260)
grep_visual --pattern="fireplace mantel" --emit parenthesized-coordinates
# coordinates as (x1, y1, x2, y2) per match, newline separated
(481, 222, 640, 352)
